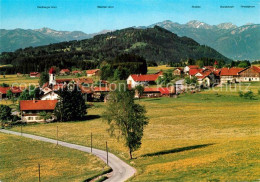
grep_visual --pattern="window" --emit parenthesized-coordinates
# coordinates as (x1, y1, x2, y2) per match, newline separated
(28, 117, 33, 120)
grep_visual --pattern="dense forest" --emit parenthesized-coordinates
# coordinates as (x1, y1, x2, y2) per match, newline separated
(0, 26, 231, 74)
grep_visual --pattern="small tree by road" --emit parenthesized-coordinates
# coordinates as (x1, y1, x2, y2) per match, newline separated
(103, 89, 148, 159)
(0, 105, 12, 128)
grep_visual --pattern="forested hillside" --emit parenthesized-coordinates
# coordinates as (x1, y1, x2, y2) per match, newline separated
(0, 26, 230, 74)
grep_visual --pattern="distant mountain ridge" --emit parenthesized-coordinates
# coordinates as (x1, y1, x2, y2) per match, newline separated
(145, 20, 260, 60)
(0, 26, 230, 74)
(0, 28, 111, 52)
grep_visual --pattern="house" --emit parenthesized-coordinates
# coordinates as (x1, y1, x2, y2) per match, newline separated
(30, 72, 40, 78)
(189, 68, 203, 77)
(86, 69, 100, 77)
(40, 91, 59, 100)
(135, 87, 175, 98)
(127, 73, 161, 88)
(59, 69, 70, 75)
(238, 66, 260, 82)
(20, 100, 58, 123)
(0, 86, 22, 100)
(195, 70, 216, 87)
(184, 65, 199, 74)
(220, 67, 245, 83)
(173, 68, 183, 76)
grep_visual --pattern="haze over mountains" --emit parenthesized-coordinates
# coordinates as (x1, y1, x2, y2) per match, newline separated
(145, 20, 260, 61)
(0, 28, 111, 53)
(0, 20, 259, 60)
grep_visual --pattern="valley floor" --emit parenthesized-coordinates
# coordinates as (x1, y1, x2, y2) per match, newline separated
(3, 82, 260, 181)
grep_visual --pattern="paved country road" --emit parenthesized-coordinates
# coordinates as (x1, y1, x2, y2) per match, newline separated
(0, 129, 136, 182)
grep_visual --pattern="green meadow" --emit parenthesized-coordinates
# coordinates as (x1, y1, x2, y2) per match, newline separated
(7, 82, 260, 181)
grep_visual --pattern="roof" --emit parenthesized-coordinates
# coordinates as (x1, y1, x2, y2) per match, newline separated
(130, 74, 159, 82)
(189, 69, 203, 76)
(56, 79, 72, 83)
(86, 69, 100, 74)
(214, 61, 218, 65)
(143, 87, 173, 94)
(93, 87, 110, 92)
(30, 72, 40, 75)
(75, 78, 94, 84)
(213, 69, 221, 76)
(195, 70, 212, 79)
(60, 69, 70, 73)
(220, 67, 245, 76)
(187, 65, 199, 69)
(252, 66, 260, 73)
(203, 66, 215, 71)
(20, 100, 58, 111)
(175, 67, 183, 71)
(49, 67, 56, 74)
(0, 87, 22, 94)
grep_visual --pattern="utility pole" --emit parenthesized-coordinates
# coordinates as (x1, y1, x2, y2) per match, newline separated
(106, 141, 108, 165)
(91, 132, 92, 153)
(56, 126, 58, 145)
(38, 163, 41, 182)
(21, 125, 22, 136)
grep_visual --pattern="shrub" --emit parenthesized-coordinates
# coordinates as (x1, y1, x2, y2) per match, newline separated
(238, 91, 244, 97)
(243, 91, 255, 100)
(258, 89, 260, 95)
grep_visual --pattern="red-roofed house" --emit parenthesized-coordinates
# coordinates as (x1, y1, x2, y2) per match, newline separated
(59, 69, 70, 75)
(220, 67, 245, 83)
(86, 69, 100, 77)
(195, 70, 216, 87)
(189, 68, 203, 76)
(184, 65, 199, 74)
(30, 72, 40, 78)
(0, 86, 23, 99)
(20, 100, 58, 123)
(238, 66, 260, 82)
(127, 73, 161, 88)
(71, 70, 82, 75)
(134, 87, 175, 98)
(173, 68, 183, 76)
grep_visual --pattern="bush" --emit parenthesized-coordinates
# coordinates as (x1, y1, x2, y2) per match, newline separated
(243, 91, 255, 100)
(239, 90, 255, 100)
(238, 91, 244, 97)
(258, 89, 260, 95)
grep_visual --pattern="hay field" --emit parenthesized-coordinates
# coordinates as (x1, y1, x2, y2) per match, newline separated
(8, 82, 260, 181)
(0, 133, 109, 182)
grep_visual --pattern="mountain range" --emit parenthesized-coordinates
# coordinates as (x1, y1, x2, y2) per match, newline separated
(0, 26, 229, 74)
(0, 20, 259, 60)
(145, 20, 260, 60)
(0, 28, 111, 53)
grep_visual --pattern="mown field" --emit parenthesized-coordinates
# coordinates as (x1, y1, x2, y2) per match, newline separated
(0, 133, 109, 182)
(8, 82, 260, 181)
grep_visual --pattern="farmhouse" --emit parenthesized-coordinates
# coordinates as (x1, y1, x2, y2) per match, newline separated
(238, 66, 260, 82)
(59, 69, 70, 75)
(127, 73, 161, 88)
(86, 69, 100, 77)
(220, 67, 245, 83)
(184, 65, 199, 74)
(173, 68, 183, 76)
(71, 70, 82, 75)
(20, 100, 58, 123)
(0, 86, 22, 99)
(195, 70, 216, 87)
(30, 72, 40, 78)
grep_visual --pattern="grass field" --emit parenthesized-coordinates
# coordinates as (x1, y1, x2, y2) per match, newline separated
(147, 65, 175, 74)
(7, 82, 260, 181)
(0, 74, 39, 85)
(0, 133, 109, 182)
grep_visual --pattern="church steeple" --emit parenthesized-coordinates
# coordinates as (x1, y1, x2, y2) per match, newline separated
(49, 67, 56, 86)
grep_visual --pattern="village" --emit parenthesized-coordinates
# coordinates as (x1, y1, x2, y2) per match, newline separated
(0, 62, 260, 123)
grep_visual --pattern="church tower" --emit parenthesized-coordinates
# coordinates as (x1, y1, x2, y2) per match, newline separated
(49, 67, 56, 86)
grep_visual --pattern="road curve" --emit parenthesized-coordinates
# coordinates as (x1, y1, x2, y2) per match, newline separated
(0, 129, 136, 182)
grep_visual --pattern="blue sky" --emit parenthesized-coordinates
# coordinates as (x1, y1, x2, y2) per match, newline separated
(1, 0, 259, 33)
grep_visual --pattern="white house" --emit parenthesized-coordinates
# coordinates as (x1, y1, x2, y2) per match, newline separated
(40, 91, 59, 100)
(127, 74, 160, 88)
